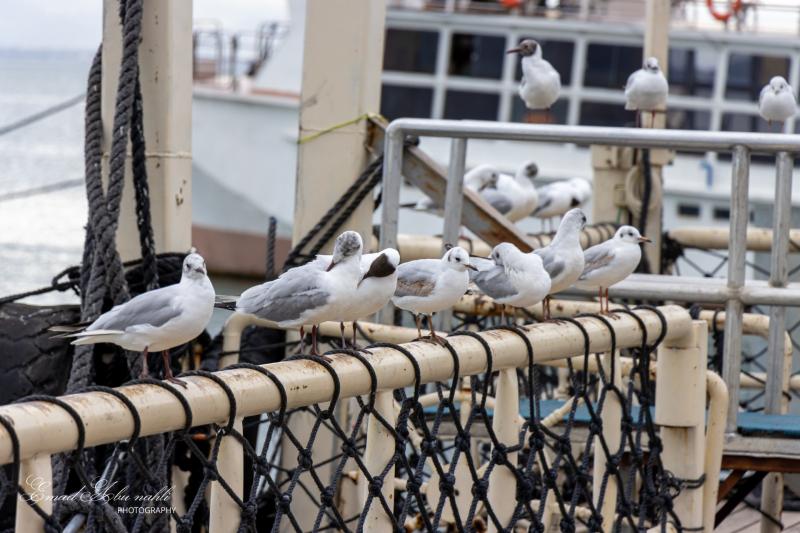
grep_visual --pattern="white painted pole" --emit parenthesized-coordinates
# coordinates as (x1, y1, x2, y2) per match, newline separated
(593, 350, 622, 531)
(209, 416, 244, 533)
(15, 455, 53, 533)
(360, 391, 397, 531)
(487, 368, 519, 531)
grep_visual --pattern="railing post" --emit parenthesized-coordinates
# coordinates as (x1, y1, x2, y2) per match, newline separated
(762, 151, 794, 533)
(15, 454, 52, 533)
(593, 350, 622, 531)
(722, 145, 750, 433)
(437, 138, 467, 331)
(488, 368, 519, 531)
(209, 415, 244, 533)
(360, 391, 396, 532)
(656, 320, 708, 531)
(378, 125, 405, 324)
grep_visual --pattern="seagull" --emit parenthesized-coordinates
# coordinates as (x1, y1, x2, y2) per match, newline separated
(236, 231, 363, 355)
(392, 246, 476, 343)
(574, 225, 650, 314)
(759, 76, 797, 127)
(532, 180, 582, 231)
(317, 248, 400, 347)
(410, 164, 500, 214)
(533, 208, 587, 320)
(507, 39, 561, 111)
(481, 161, 540, 222)
(470, 242, 551, 321)
(567, 177, 592, 206)
(625, 57, 669, 125)
(56, 252, 215, 385)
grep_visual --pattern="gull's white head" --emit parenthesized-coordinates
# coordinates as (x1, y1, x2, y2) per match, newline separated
(615, 225, 651, 245)
(770, 76, 789, 93)
(329, 231, 363, 270)
(492, 242, 522, 267)
(558, 208, 588, 235)
(443, 246, 477, 272)
(470, 164, 501, 189)
(516, 161, 539, 181)
(183, 252, 207, 280)
(644, 57, 660, 72)
(507, 39, 541, 59)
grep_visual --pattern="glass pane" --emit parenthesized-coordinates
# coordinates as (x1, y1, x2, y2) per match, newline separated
(513, 39, 574, 85)
(666, 108, 711, 130)
(585, 43, 643, 89)
(381, 85, 433, 119)
(449, 33, 505, 79)
(668, 47, 716, 97)
(579, 101, 634, 127)
(383, 29, 439, 74)
(444, 90, 499, 120)
(511, 97, 568, 124)
(721, 112, 773, 133)
(726, 53, 790, 101)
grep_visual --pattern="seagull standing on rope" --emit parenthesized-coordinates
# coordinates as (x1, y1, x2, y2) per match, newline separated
(55, 252, 215, 386)
(507, 39, 561, 111)
(236, 231, 364, 356)
(532, 208, 587, 320)
(574, 225, 650, 314)
(392, 246, 476, 343)
(470, 242, 551, 321)
(625, 57, 668, 125)
(481, 161, 540, 222)
(759, 76, 797, 127)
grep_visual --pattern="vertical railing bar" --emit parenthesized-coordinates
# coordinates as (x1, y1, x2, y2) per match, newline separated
(487, 368, 519, 532)
(722, 145, 750, 433)
(438, 137, 468, 331)
(15, 454, 52, 533)
(378, 125, 405, 324)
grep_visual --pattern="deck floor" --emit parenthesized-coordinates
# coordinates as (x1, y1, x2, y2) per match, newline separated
(716, 504, 800, 532)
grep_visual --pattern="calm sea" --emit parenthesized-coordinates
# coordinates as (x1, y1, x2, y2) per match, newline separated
(0, 49, 93, 304)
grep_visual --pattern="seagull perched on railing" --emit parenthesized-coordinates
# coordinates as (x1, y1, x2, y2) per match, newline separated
(480, 161, 540, 222)
(54, 252, 215, 386)
(533, 208, 587, 320)
(470, 242, 551, 321)
(759, 76, 797, 126)
(507, 39, 561, 111)
(574, 225, 650, 314)
(392, 246, 475, 343)
(625, 57, 668, 124)
(236, 231, 364, 355)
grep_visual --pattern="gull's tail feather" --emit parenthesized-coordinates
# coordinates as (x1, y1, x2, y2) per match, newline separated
(399, 202, 418, 209)
(214, 294, 238, 311)
(69, 330, 124, 346)
(49, 321, 92, 334)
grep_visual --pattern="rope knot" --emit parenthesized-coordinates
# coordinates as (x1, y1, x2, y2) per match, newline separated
(342, 440, 357, 457)
(454, 435, 470, 452)
(421, 438, 438, 455)
(279, 493, 293, 512)
(297, 449, 313, 470)
(587, 514, 603, 532)
(472, 480, 489, 499)
(320, 487, 335, 507)
(204, 464, 219, 481)
(439, 473, 456, 496)
(406, 477, 421, 493)
(515, 476, 535, 501)
(368, 478, 384, 497)
(559, 516, 576, 533)
(241, 501, 258, 521)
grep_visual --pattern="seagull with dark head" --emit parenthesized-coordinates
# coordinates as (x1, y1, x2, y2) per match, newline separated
(507, 39, 561, 111)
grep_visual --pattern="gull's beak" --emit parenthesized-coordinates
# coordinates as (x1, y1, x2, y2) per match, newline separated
(326, 260, 336, 272)
(466, 263, 478, 271)
(506, 47, 521, 55)
(193, 267, 205, 274)
(638, 236, 652, 244)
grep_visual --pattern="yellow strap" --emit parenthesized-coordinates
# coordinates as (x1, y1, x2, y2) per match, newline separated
(297, 112, 385, 144)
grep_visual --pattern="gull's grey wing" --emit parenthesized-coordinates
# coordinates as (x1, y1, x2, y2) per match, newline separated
(238, 267, 330, 323)
(472, 266, 517, 300)
(480, 189, 513, 215)
(625, 70, 638, 91)
(532, 190, 553, 216)
(394, 260, 440, 298)
(759, 84, 769, 106)
(90, 286, 181, 331)
(580, 242, 617, 278)
(533, 246, 565, 281)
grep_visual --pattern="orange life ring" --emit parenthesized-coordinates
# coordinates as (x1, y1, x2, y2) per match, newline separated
(706, 0, 743, 22)
(500, 0, 523, 8)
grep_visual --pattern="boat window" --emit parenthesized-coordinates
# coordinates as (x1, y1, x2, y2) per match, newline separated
(666, 109, 711, 131)
(721, 112, 773, 134)
(444, 90, 500, 120)
(668, 47, 716, 97)
(383, 29, 439, 74)
(677, 204, 701, 218)
(713, 206, 730, 220)
(449, 33, 505, 79)
(584, 43, 643, 89)
(726, 52, 790, 101)
(513, 38, 574, 85)
(381, 85, 434, 120)
(511, 97, 568, 124)
(578, 101, 634, 127)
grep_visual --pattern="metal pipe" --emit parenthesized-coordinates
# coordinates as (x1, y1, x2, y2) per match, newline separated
(16, 454, 52, 533)
(703, 371, 729, 533)
(0, 306, 691, 465)
(438, 138, 468, 331)
(667, 226, 800, 253)
(722, 146, 750, 433)
(378, 125, 405, 324)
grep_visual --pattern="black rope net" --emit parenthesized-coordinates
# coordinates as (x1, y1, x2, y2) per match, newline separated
(0, 306, 700, 532)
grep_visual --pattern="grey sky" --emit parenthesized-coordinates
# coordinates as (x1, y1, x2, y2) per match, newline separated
(0, 0, 288, 51)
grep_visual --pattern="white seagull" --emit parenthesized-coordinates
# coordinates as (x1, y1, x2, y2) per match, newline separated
(625, 57, 668, 124)
(392, 246, 476, 343)
(567, 177, 592, 206)
(236, 231, 364, 355)
(471, 242, 551, 320)
(507, 39, 561, 111)
(58, 252, 215, 385)
(481, 161, 540, 222)
(411, 164, 500, 214)
(574, 225, 650, 314)
(533, 208, 587, 319)
(318, 248, 400, 347)
(532, 180, 583, 231)
(759, 76, 797, 126)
